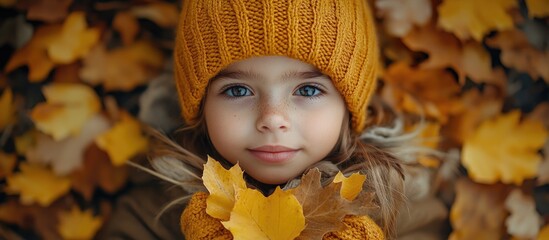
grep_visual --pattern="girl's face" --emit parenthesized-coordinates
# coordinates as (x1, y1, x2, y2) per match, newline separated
(204, 56, 346, 184)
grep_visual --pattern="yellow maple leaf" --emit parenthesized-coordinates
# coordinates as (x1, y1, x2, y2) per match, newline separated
(202, 156, 246, 221)
(95, 112, 148, 166)
(30, 83, 101, 141)
(57, 206, 102, 240)
(526, 0, 549, 18)
(5, 163, 71, 206)
(222, 187, 305, 240)
(462, 111, 548, 185)
(47, 11, 101, 64)
(437, 0, 517, 41)
(333, 171, 366, 201)
(449, 178, 507, 240)
(0, 88, 15, 130)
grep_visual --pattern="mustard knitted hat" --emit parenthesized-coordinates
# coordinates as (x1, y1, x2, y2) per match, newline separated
(174, 0, 379, 132)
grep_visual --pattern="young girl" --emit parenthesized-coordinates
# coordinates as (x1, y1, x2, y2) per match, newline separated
(148, 0, 405, 239)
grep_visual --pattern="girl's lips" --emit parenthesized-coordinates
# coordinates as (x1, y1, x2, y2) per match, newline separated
(248, 145, 299, 163)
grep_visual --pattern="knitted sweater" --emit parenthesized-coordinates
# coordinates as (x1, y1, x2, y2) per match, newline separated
(180, 192, 384, 240)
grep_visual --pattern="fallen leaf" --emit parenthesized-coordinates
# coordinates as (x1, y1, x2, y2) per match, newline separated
(504, 189, 542, 239)
(95, 111, 149, 166)
(437, 0, 517, 41)
(4, 24, 60, 81)
(334, 171, 367, 201)
(26, 114, 110, 176)
(14, 130, 37, 155)
(0, 151, 17, 179)
(403, 23, 504, 86)
(6, 163, 71, 206)
(71, 143, 128, 200)
(57, 206, 102, 240)
(0, 88, 15, 130)
(449, 178, 508, 240)
(113, 11, 139, 45)
(30, 83, 101, 141)
(80, 41, 164, 91)
(47, 11, 101, 64)
(486, 29, 549, 83)
(222, 187, 305, 240)
(130, 2, 179, 28)
(526, 0, 549, 18)
(202, 156, 246, 221)
(539, 225, 549, 240)
(462, 110, 548, 185)
(382, 62, 462, 123)
(18, 0, 73, 23)
(53, 62, 81, 83)
(375, 0, 432, 37)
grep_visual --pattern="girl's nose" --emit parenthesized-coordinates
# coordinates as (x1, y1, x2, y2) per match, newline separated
(256, 101, 291, 133)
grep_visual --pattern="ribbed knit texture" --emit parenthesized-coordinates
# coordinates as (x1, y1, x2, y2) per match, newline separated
(181, 192, 384, 239)
(174, 0, 379, 132)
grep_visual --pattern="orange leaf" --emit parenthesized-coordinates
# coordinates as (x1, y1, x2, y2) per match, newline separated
(449, 178, 508, 240)
(57, 206, 102, 240)
(0, 88, 15, 130)
(113, 11, 139, 45)
(6, 163, 71, 206)
(19, 0, 72, 23)
(462, 111, 548, 185)
(437, 0, 517, 41)
(4, 24, 60, 81)
(0, 151, 16, 179)
(333, 171, 367, 201)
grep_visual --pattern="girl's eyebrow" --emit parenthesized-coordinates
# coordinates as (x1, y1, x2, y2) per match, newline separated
(212, 69, 263, 82)
(281, 70, 325, 81)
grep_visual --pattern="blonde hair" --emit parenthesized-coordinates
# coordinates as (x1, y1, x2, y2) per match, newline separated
(143, 96, 406, 239)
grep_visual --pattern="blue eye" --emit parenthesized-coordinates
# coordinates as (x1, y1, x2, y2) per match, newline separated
(224, 86, 252, 97)
(295, 85, 322, 97)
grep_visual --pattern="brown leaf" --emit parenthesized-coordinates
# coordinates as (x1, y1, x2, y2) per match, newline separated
(71, 143, 128, 200)
(0, 151, 17, 179)
(292, 169, 375, 239)
(113, 11, 139, 45)
(53, 62, 81, 83)
(17, 0, 73, 23)
(449, 178, 508, 240)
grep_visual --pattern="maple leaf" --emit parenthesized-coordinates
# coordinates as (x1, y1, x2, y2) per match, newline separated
(292, 169, 375, 239)
(437, 0, 517, 41)
(4, 24, 60, 81)
(71, 143, 128, 200)
(47, 11, 101, 64)
(5, 163, 71, 206)
(80, 41, 164, 91)
(487, 29, 549, 83)
(30, 83, 101, 141)
(504, 189, 542, 239)
(202, 156, 246, 221)
(375, 0, 432, 37)
(403, 23, 505, 86)
(26, 114, 110, 176)
(0, 88, 15, 130)
(0, 152, 16, 179)
(95, 112, 149, 166)
(222, 187, 305, 240)
(526, 0, 549, 18)
(462, 110, 548, 185)
(381, 62, 462, 123)
(449, 178, 508, 240)
(333, 171, 367, 201)
(57, 206, 102, 240)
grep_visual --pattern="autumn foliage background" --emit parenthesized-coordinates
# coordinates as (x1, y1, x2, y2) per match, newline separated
(0, 0, 548, 239)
